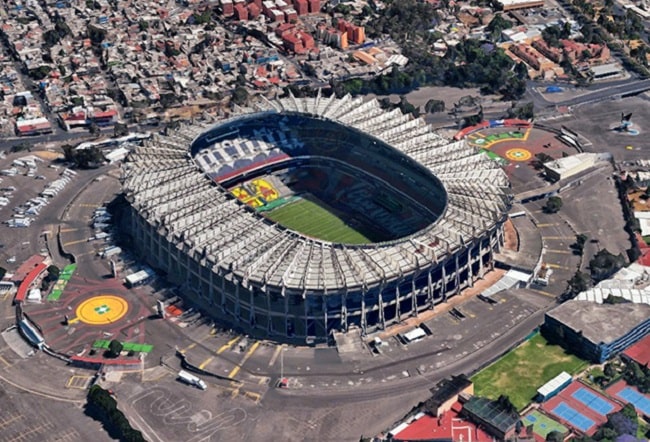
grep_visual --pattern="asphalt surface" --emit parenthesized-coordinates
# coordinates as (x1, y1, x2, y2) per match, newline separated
(0, 85, 642, 441)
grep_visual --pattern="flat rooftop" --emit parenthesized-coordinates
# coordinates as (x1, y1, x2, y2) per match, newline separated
(546, 300, 650, 344)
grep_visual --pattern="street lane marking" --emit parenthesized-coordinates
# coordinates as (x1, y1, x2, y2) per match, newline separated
(545, 263, 572, 270)
(546, 249, 572, 254)
(537, 223, 558, 227)
(543, 236, 573, 240)
(268, 344, 285, 367)
(198, 357, 213, 370)
(0, 355, 10, 368)
(63, 239, 87, 247)
(60, 228, 79, 233)
(228, 341, 260, 379)
(217, 336, 240, 355)
(531, 289, 556, 298)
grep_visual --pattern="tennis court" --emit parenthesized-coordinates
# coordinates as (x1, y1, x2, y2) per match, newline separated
(523, 410, 568, 439)
(551, 403, 595, 432)
(543, 380, 620, 435)
(572, 387, 615, 415)
(616, 387, 650, 416)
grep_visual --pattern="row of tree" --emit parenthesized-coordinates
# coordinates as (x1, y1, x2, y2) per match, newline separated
(86, 385, 145, 442)
(563, 248, 626, 300)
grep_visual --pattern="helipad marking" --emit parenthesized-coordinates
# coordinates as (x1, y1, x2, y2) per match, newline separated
(505, 148, 532, 161)
(72, 295, 128, 325)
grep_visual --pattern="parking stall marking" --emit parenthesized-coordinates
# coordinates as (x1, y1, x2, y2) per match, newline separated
(217, 336, 241, 355)
(268, 344, 285, 367)
(228, 341, 260, 379)
(199, 357, 213, 370)
(179, 342, 197, 354)
(66, 375, 92, 389)
(0, 414, 22, 430)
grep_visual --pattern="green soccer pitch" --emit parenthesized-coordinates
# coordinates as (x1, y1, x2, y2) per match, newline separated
(264, 197, 371, 244)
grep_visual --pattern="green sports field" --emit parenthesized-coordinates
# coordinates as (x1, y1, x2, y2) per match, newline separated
(265, 197, 371, 244)
(471, 333, 589, 411)
(523, 410, 568, 439)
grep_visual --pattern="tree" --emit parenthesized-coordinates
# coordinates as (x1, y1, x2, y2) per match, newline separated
(88, 122, 100, 138)
(604, 362, 616, 378)
(46, 265, 60, 282)
(28, 65, 52, 80)
(231, 86, 248, 106)
(565, 270, 591, 299)
(533, 152, 553, 170)
(571, 233, 588, 255)
(113, 122, 129, 137)
(107, 340, 123, 358)
(543, 196, 563, 213)
(11, 142, 31, 153)
(546, 430, 564, 442)
(589, 249, 626, 281)
(425, 99, 445, 113)
(86, 385, 145, 441)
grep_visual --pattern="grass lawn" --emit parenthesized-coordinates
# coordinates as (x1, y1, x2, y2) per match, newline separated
(471, 333, 589, 411)
(265, 197, 371, 244)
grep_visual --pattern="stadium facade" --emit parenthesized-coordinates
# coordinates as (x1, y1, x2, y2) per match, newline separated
(122, 92, 512, 342)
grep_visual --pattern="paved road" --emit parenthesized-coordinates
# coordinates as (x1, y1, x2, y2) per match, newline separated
(528, 79, 650, 109)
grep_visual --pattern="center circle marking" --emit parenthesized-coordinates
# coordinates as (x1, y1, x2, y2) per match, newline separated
(76, 295, 128, 325)
(505, 148, 532, 161)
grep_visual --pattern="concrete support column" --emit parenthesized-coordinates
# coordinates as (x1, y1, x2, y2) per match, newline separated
(323, 296, 328, 336)
(304, 297, 309, 337)
(284, 295, 289, 336)
(378, 292, 386, 329)
(340, 293, 348, 332)
(467, 248, 474, 287)
(266, 291, 273, 333)
(249, 288, 255, 325)
(360, 291, 367, 335)
(234, 283, 241, 321)
(489, 236, 495, 271)
(395, 285, 401, 324)
(454, 254, 461, 295)
(441, 263, 448, 302)
(411, 273, 418, 317)
(427, 271, 435, 310)
(220, 276, 226, 311)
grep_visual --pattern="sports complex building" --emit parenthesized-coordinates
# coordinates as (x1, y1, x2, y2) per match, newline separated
(122, 93, 512, 341)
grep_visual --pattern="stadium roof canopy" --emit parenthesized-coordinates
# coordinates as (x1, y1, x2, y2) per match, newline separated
(122, 92, 512, 294)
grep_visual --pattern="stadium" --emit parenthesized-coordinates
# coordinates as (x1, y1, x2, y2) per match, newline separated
(122, 92, 512, 342)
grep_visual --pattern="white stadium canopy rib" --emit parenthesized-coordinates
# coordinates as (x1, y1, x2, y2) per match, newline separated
(122, 95, 511, 340)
